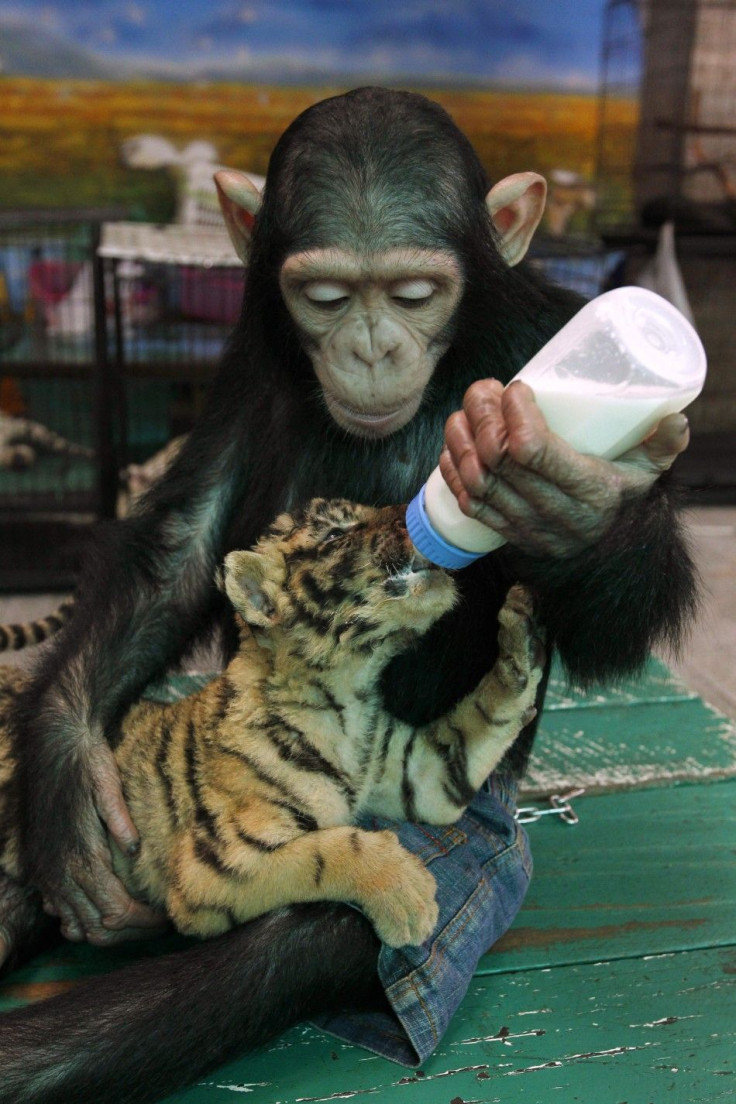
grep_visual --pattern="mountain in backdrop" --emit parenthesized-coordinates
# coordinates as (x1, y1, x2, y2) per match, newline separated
(0, 19, 486, 86)
(0, 20, 129, 79)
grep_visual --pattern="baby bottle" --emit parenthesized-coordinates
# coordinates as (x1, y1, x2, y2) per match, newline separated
(406, 286, 707, 568)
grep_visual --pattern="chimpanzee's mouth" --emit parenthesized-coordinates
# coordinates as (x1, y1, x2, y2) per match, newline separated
(325, 392, 422, 438)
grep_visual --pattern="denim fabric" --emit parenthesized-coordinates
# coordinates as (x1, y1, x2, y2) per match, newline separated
(313, 773, 532, 1066)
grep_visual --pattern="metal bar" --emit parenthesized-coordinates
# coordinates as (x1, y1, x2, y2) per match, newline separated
(91, 222, 117, 519)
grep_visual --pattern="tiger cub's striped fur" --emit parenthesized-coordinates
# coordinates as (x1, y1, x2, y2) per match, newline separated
(0, 499, 543, 949)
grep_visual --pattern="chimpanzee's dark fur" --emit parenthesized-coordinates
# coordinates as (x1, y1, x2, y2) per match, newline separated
(0, 87, 698, 1104)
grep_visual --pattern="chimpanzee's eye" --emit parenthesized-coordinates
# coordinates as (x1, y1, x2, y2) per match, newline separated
(304, 282, 350, 310)
(391, 279, 435, 307)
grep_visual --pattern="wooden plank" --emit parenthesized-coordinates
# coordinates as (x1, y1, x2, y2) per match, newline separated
(1, 776, 733, 1102)
(156, 946, 736, 1104)
(143, 672, 214, 703)
(544, 654, 699, 710)
(484, 780, 736, 974)
(524, 695, 736, 797)
(4, 914, 733, 1102)
(0, 933, 192, 1012)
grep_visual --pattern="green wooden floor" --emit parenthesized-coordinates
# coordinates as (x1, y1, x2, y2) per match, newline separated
(2, 658, 735, 1103)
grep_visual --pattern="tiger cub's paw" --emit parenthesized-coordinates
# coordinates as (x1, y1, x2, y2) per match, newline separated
(358, 830, 438, 948)
(495, 584, 545, 700)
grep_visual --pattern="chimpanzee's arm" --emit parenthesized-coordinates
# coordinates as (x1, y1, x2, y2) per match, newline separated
(441, 381, 699, 687)
(509, 472, 698, 685)
(13, 407, 255, 945)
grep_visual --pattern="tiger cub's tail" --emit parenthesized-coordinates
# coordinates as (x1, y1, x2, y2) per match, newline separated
(0, 599, 74, 652)
(0, 413, 95, 470)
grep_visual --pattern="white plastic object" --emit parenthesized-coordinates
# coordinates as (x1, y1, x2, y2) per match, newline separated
(406, 286, 707, 569)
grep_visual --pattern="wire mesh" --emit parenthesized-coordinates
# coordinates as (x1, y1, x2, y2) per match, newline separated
(0, 213, 104, 513)
(597, 0, 736, 231)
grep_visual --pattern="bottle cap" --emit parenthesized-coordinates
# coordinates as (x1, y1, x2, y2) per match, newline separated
(406, 486, 485, 569)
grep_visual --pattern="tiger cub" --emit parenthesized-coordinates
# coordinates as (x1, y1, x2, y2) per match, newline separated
(0, 411, 94, 471)
(0, 499, 543, 950)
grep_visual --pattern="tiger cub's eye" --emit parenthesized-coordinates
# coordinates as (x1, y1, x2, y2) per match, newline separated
(322, 527, 347, 544)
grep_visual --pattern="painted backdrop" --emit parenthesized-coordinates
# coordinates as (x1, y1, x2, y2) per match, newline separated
(0, 0, 636, 227)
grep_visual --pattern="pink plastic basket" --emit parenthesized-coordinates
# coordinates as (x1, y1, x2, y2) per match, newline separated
(28, 260, 82, 304)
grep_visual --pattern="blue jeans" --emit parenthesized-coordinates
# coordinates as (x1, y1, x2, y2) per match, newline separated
(313, 773, 531, 1065)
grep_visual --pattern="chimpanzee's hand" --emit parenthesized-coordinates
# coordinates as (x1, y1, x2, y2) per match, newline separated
(38, 739, 167, 946)
(440, 379, 690, 558)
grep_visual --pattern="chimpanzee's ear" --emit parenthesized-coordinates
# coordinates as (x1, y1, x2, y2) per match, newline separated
(214, 170, 263, 265)
(485, 172, 547, 267)
(221, 549, 282, 628)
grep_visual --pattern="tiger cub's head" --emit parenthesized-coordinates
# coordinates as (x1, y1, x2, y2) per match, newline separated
(222, 498, 457, 662)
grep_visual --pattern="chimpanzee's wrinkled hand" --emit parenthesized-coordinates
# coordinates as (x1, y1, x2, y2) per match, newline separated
(440, 379, 690, 558)
(38, 739, 167, 946)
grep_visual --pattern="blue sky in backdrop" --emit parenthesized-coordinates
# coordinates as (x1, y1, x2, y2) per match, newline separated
(0, 0, 610, 87)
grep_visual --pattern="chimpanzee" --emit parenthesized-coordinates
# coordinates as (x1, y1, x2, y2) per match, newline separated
(0, 87, 696, 1103)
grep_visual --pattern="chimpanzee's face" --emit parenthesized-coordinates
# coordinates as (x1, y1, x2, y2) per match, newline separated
(214, 155, 546, 441)
(278, 248, 463, 438)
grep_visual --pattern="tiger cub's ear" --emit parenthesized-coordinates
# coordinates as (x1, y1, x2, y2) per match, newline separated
(222, 550, 282, 628)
